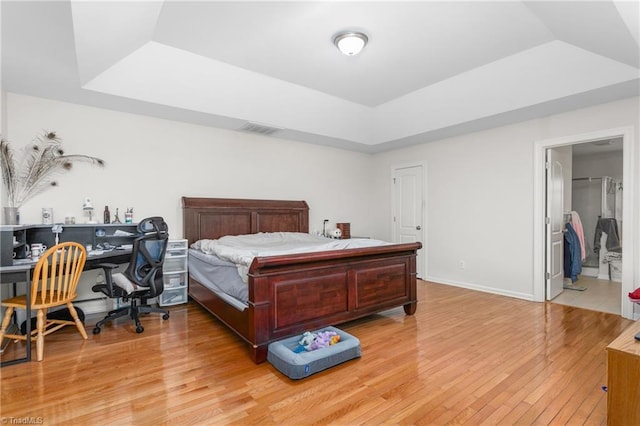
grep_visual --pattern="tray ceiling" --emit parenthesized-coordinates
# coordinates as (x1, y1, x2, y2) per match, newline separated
(2, 1, 639, 152)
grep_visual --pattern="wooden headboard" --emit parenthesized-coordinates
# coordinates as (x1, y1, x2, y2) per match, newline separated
(182, 197, 309, 245)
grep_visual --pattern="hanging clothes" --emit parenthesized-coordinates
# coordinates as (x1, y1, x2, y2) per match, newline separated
(570, 211, 586, 261)
(563, 222, 582, 283)
(594, 218, 621, 253)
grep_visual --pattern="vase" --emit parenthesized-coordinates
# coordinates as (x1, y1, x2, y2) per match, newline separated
(3, 207, 19, 225)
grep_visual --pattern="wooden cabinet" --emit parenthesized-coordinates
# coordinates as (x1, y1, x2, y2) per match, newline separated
(606, 320, 640, 425)
(159, 239, 188, 306)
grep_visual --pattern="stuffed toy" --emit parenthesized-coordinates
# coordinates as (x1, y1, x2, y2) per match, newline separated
(293, 330, 342, 352)
(292, 331, 317, 353)
(299, 331, 316, 347)
(308, 330, 341, 351)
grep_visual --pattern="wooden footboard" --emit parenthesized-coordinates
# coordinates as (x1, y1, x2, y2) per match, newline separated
(246, 243, 420, 362)
(182, 197, 421, 363)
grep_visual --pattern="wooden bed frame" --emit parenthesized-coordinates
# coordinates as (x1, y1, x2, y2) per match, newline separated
(182, 197, 421, 363)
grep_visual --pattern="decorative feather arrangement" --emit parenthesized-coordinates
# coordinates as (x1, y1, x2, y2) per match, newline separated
(0, 130, 104, 208)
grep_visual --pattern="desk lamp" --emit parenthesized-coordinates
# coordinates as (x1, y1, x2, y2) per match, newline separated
(83, 197, 97, 224)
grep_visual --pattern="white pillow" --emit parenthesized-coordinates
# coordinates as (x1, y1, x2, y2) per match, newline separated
(112, 272, 136, 294)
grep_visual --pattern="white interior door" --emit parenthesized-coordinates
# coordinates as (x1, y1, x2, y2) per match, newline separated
(392, 164, 425, 278)
(546, 148, 565, 300)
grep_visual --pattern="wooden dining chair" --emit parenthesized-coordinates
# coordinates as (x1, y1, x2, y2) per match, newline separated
(0, 242, 88, 361)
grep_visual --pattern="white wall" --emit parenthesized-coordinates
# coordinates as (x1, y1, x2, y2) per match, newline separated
(4, 93, 380, 312)
(371, 97, 639, 301)
(5, 92, 640, 312)
(4, 93, 378, 239)
(573, 150, 623, 181)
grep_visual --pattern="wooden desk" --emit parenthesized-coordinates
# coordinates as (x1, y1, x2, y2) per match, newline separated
(606, 319, 640, 425)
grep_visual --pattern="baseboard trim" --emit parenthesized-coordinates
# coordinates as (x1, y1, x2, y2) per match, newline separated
(424, 276, 535, 302)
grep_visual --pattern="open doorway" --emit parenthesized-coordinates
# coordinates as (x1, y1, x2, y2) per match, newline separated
(533, 126, 635, 319)
(550, 138, 623, 315)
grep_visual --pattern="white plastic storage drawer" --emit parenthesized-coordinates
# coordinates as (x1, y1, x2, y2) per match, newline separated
(163, 257, 187, 272)
(163, 272, 186, 288)
(160, 239, 188, 306)
(166, 239, 188, 250)
(160, 288, 187, 306)
(165, 248, 187, 258)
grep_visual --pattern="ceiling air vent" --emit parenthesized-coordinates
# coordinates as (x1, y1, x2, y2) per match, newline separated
(238, 122, 284, 137)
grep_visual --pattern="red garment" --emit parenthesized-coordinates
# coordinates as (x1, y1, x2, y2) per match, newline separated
(629, 287, 640, 300)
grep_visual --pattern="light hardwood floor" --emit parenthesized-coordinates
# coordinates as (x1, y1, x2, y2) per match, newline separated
(0, 280, 632, 425)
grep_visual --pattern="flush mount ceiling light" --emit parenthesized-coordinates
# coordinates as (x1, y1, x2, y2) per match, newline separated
(333, 31, 368, 56)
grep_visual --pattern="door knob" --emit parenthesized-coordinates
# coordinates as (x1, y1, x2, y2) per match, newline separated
(416, 226, 421, 230)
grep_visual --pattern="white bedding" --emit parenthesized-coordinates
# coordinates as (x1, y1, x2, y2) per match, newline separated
(193, 232, 390, 282)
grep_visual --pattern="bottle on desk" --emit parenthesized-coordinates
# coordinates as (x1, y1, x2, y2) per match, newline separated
(125, 208, 133, 224)
(103, 206, 110, 224)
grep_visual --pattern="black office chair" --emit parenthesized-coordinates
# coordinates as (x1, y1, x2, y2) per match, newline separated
(92, 217, 170, 334)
